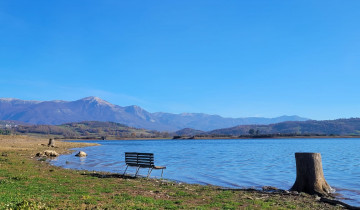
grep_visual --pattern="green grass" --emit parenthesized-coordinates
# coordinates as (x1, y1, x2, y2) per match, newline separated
(0, 151, 340, 209)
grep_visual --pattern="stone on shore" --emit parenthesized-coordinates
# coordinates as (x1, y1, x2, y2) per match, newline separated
(36, 150, 59, 157)
(75, 151, 87, 157)
(262, 186, 278, 191)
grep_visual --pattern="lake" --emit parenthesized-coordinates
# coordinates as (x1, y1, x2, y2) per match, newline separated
(50, 138, 360, 206)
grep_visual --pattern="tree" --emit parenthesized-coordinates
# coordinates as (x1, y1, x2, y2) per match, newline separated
(0, 129, 10, 135)
(248, 129, 255, 135)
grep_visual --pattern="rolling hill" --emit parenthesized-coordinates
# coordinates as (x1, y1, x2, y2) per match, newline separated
(8, 121, 169, 139)
(206, 118, 360, 136)
(3, 118, 360, 139)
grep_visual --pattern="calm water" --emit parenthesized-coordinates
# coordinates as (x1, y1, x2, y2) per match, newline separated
(50, 138, 360, 206)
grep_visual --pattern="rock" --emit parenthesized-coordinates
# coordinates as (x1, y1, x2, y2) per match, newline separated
(262, 186, 278, 191)
(36, 150, 59, 157)
(75, 151, 87, 157)
(291, 191, 299, 195)
(44, 150, 59, 157)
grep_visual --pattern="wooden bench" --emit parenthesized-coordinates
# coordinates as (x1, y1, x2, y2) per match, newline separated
(123, 152, 166, 178)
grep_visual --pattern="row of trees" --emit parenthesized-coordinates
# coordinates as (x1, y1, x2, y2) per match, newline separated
(248, 129, 260, 135)
(0, 129, 10, 135)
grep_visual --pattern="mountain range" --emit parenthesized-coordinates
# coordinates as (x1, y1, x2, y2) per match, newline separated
(0, 97, 309, 131)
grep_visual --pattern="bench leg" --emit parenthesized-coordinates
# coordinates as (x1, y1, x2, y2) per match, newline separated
(123, 165, 129, 176)
(135, 167, 140, 177)
(147, 168, 153, 178)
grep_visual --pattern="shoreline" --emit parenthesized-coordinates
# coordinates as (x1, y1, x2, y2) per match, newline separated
(191, 135, 360, 140)
(58, 138, 360, 208)
(59, 135, 360, 141)
(0, 135, 353, 209)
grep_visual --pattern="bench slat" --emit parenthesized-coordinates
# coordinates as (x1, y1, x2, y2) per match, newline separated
(124, 152, 165, 177)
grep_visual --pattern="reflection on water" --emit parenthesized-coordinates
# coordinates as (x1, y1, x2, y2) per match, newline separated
(50, 138, 360, 206)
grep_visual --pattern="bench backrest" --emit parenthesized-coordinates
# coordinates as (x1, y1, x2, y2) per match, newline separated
(125, 152, 154, 168)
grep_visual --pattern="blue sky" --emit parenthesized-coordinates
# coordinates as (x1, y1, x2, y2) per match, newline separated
(1, 1, 359, 120)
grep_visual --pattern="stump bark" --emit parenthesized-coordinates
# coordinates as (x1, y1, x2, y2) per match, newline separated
(48, 138, 55, 147)
(290, 153, 332, 196)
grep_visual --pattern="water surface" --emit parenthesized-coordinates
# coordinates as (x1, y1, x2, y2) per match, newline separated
(50, 138, 360, 206)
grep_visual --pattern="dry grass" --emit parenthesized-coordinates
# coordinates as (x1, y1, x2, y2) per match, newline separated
(0, 135, 98, 155)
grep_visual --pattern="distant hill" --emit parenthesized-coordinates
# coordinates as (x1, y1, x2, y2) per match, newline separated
(173, 128, 205, 136)
(206, 118, 360, 136)
(0, 97, 309, 131)
(10, 121, 169, 139)
(5, 118, 360, 139)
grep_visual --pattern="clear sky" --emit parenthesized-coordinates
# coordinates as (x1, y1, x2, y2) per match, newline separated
(1, 1, 359, 120)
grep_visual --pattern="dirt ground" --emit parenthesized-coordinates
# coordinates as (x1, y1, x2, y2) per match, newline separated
(0, 135, 98, 155)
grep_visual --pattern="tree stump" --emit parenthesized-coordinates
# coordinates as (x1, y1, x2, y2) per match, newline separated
(290, 153, 332, 196)
(48, 138, 55, 147)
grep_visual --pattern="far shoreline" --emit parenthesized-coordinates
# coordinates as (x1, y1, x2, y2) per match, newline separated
(58, 135, 360, 141)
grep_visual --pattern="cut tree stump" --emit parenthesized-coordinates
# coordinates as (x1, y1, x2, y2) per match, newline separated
(48, 138, 55, 147)
(290, 152, 332, 196)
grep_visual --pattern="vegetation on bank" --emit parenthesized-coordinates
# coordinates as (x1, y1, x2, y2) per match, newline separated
(0, 129, 10, 135)
(0, 135, 342, 209)
(173, 133, 355, 140)
(3, 121, 171, 139)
